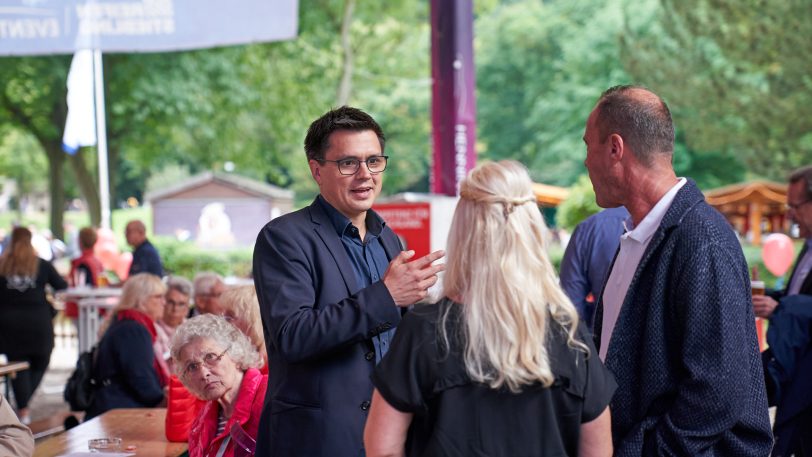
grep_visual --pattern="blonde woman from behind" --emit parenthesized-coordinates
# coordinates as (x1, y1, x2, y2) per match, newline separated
(365, 160, 616, 457)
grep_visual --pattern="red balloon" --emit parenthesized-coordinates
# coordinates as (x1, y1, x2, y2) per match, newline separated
(762, 233, 795, 277)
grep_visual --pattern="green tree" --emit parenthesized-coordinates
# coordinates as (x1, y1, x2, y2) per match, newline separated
(620, 0, 812, 180)
(556, 175, 601, 231)
(476, 0, 630, 187)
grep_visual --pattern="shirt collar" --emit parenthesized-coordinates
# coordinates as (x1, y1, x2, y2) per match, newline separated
(317, 195, 385, 238)
(622, 178, 687, 243)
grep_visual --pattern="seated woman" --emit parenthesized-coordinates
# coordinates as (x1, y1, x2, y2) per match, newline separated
(220, 285, 267, 370)
(86, 273, 169, 419)
(155, 275, 193, 373)
(171, 314, 266, 457)
(364, 161, 616, 457)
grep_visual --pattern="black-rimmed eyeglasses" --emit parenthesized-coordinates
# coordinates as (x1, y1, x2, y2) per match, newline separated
(319, 155, 389, 175)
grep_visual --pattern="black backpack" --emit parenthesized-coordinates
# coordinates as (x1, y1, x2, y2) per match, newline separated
(64, 346, 100, 411)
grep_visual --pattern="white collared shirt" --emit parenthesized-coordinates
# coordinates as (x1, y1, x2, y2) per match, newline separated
(600, 178, 688, 361)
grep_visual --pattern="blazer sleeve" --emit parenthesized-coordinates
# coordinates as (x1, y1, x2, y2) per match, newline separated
(253, 222, 402, 363)
(644, 242, 765, 454)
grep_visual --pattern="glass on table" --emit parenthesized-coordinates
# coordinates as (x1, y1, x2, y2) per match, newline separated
(88, 437, 122, 452)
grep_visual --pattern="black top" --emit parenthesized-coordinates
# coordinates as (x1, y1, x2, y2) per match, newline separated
(371, 299, 616, 457)
(86, 317, 164, 419)
(0, 259, 67, 356)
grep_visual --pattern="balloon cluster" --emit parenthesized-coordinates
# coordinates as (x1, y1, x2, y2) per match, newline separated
(93, 228, 133, 281)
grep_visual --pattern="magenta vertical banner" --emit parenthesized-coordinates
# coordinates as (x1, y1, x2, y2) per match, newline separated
(430, 0, 477, 196)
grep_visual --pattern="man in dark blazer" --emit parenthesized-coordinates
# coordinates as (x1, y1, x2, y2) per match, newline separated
(253, 106, 444, 457)
(753, 165, 812, 456)
(584, 85, 773, 455)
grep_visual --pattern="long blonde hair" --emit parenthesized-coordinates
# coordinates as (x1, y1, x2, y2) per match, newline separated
(99, 273, 166, 336)
(220, 285, 266, 359)
(0, 227, 39, 278)
(442, 160, 586, 392)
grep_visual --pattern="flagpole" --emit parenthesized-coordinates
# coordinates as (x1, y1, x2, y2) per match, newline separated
(93, 49, 111, 230)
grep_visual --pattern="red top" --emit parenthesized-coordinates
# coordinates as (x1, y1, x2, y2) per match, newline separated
(188, 368, 268, 457)
(65, 249, 105, 318)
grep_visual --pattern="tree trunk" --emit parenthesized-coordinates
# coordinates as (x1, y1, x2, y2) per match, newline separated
(336, 0, 356, 105)
(42, 141, 66, 240)
(67, 150, 101, 226)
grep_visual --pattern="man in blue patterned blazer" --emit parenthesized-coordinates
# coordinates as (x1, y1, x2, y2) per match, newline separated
(584, 85, 773, 456)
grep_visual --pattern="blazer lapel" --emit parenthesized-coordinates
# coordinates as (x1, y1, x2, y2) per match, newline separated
(308, 199, 360, 294)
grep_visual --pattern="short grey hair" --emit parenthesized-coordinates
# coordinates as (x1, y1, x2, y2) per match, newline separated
(193, 272, 224, 297)
(595, 85, 675, 166)
(165, 275, 193, 297)
(170, 314, 263, 374)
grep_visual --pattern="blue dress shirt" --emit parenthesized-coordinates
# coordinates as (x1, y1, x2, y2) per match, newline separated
(559, 206, 629, 329)
(318, 196, 395, 362)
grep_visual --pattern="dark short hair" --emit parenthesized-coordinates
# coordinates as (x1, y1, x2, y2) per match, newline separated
(789, 165, 812, 200)
(304, 106, 385, 161)
(595, 85, 675, 166)
(78, 227, 97, 250)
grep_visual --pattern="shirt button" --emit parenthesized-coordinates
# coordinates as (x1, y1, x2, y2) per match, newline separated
(360, 400, 370, 411)
(365, 351, 375, 361)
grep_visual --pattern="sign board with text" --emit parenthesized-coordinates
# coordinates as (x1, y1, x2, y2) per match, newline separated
(0, 0, 298, 55)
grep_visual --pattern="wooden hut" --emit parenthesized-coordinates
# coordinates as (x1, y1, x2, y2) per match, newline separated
(146, 172, 294, 247)
(704, 181, 788, 245)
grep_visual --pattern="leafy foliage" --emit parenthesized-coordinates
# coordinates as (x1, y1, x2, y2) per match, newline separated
(555, 175, 602, 231)
(620, 0, 812, 180)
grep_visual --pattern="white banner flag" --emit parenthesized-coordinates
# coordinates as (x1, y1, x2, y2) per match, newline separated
(62, 50, 96, 154)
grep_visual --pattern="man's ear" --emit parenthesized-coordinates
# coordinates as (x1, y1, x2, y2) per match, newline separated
(608, 133, 625, 163)
(308, 160, 322, 185)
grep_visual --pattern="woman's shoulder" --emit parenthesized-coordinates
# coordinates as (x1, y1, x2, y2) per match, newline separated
(403, 299, 460, 332)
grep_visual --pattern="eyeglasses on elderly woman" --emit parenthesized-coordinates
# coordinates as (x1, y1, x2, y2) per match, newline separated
(180, 346, 230, 380)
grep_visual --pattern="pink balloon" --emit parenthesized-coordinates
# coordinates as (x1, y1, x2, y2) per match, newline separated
(114, 252, 132, 281)
(762, 233, 795, 277)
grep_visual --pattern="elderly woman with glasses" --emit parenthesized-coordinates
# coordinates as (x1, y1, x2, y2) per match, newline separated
(155, 275, 193, 372)
(171, 314, 266, 457)
(86, 273, 169, 419)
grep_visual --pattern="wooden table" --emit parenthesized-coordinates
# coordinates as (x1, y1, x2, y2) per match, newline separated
(34, 408, 187, 457)
(0, 361, 30, 406)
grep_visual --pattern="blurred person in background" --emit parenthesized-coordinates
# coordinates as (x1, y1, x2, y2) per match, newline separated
(64, 227, 106, 320)
(0, 227, 67, 424)
(559, 207, 629, 330)
(156, 275, 194, 373)
(365, 161, 615, 457)
(171, 314, 266, 457)
(125, 220, 163, 278)
(86, 273, 169, 419)
(192, 272, 227, 316)
(220, 285, 267, 369)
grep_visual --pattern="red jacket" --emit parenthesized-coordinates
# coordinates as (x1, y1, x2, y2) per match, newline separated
(65, 249, 105, 317)
(188, 368, 267, 457)
(165, 375, 206, 442)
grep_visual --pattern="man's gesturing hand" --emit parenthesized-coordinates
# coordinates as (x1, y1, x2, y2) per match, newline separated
(383, 250, 445, 307)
